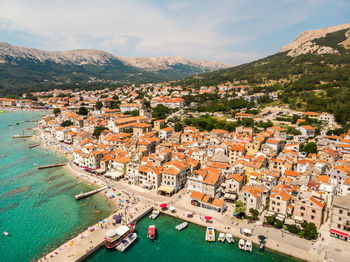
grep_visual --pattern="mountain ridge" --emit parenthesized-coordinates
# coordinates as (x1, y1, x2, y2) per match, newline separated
(0, 42, 229, 71)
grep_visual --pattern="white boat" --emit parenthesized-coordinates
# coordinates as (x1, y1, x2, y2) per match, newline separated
(3, 231, 9, 236)
(218, 233, 225, 242)
(206, 227, 215, 242)
(245, 240, 253, 252)
(149, 210, 160, 220)
(226, 233, 234, 243)
(116, 233, 137, 252)
(175, 222, 188, 231)
(238, 239, 245, 250)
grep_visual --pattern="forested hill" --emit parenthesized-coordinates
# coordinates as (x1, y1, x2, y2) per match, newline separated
(178, 25, 350, 126)
(178, 26, 350, 90)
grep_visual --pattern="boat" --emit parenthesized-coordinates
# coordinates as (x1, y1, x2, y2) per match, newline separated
(245, 240, 253, 252)
(205, 227, 215, 242)
(259, 242, 265, 252)
(148, 225, 156, 240)
(226, 233, 234, 243)
(116, 233, 137, 252)
(3, 231, 9, 236)
(175, 222, 188, 231)
(218, 233, 225, 242)
(104, 224, 135, 249)
(238, 239, 245, 250)
(149, 210, 160, 220)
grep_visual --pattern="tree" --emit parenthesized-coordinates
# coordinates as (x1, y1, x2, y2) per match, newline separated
(78, 106, 88, 116)
(95, 101, 103, 110)
(93, 126, 108, 138)
(301, 142, 318, 154)
(301, 222, 318, 240)
(275, 219, 284, 229)
(174, 122, 183, 132)
(53, 108, 61, 115)
(234, 200, 245, 217)
(152, 104, 170, 119)
(61, 120, 73, 127)
(266, 215, 275, 225)
(249, 208, 259, 219)
(286, 224, 300, 234)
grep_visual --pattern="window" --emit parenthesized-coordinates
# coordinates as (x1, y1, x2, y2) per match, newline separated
(311, 215, 315, 219)
(339, 217, 342, 221)
(339, 209, 343, 214)
(301, 213, 304, 217)
(312, 209, 316, 214)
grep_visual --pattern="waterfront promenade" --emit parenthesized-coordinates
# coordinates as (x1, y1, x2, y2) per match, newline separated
(35, 125, 350, 262)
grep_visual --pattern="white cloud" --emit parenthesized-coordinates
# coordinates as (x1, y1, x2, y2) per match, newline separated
(0, 0, 347, 64)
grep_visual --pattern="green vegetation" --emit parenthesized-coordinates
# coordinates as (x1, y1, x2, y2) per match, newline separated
(300, 142, 318, 154)
(152, 105, 171, 119)
(77, 106, 89, 116)
(61, 120, 73, 127)
(300, 222, 318, 240)
(93, 126, 108, 138)
(174, 122, 183, 132)
(178, 29, 350, 126)
(234, 200, 245, 217)
(53, 108, 61, 115)
(95, 101, 103, 110)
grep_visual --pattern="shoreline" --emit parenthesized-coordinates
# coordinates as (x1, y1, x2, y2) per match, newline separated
(32, 116, 321, 262)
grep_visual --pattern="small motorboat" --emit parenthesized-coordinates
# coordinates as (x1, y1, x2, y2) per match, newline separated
(116, 233, 137, 252)
(218, 233, 225, 242)
(238, 239, 245, 250)
(226, 233, 234, 243)
(245, 240, 253, 252)
(148, 225, 156, 240)
(175, 222, 188, 231)
(206, 227, 215, 242)
(259, 242, 265, 252)
(149, 210, 160, 220)
(3, 231, 9, 236)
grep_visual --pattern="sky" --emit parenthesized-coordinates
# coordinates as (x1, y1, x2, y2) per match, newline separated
(0, 0, 349, 65)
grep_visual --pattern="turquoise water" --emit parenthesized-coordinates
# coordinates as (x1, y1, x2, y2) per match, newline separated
(86, 214, 301, 262)
(0, 111, 112, 261)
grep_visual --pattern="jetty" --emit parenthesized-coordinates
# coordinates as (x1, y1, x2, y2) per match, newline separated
(75, 187, 107, 200)
(12, 135, 33, 138)
(37, 163, 67, 169)
(28, 143, 40, 149)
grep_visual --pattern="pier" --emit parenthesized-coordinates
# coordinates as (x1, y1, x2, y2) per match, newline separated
(12, 135, 33, 138)
(37, 163, 67, 169)
(41, 204, 153, 262)
(75, 187, 107, 200)
(28, 143, 41, 149)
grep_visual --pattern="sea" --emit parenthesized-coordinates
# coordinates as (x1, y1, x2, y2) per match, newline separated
(0, 111, 111, 261)
(0, 111, 300, 262)
(86, 213, 301, 262)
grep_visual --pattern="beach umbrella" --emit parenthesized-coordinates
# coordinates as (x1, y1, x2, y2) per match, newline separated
(169, 206, 176, 212)
(204, 216, 212, 220)
(160, 203, 167, 208)
(113, 188, 116, 191)
(117, 192, 121, 195)
(258, 235, 266, 240)
(113, 214, 122, 223)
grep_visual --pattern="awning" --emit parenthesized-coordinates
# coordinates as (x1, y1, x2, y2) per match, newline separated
(294, 216, 303, 221)
(169, 206, 176, 211)
(157, 185, 175, 194)
(83, 166, 94, 171)
(160, 203, 168, 208)
(204, 216, 212, 220)
(330, 228, 349, 237)
(243, 228, 252, 235)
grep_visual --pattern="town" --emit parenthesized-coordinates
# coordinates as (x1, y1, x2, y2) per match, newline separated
(1, 82, 350, 260)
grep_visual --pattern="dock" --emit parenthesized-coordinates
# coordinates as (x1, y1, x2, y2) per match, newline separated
(75, 187, 107, 200)
(37, 163, 67, 169)
(28, 143, 40, 149)
(40, 204, 153, 262)
(12, 135, 33, 138)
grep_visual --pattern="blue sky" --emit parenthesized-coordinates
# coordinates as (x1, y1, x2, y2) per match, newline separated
(0, 0, 349, 64)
